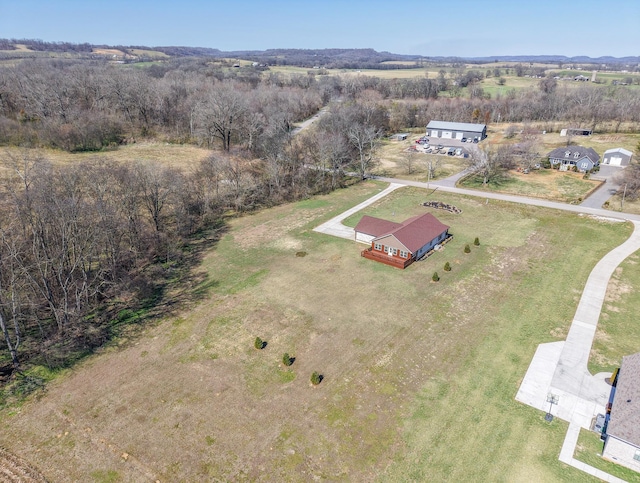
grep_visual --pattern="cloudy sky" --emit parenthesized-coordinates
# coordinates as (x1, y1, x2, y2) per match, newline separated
(1, 0, 639, 57)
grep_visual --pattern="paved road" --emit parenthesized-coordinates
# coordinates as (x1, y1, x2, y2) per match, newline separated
(291, 107, 329, 136)
(371, 174, 640, 223)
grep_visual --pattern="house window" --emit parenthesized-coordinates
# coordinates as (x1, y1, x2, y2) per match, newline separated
(564, 151, 571, 157)
(374, 243, 382, 251)
(387, 247, 397, 256)
(574, 152, 580, 158)
(400, 250, 408, 258)
(634, 450, 640, 462)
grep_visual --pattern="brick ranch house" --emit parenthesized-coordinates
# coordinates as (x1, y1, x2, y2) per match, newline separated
(355, 213, 450, 269)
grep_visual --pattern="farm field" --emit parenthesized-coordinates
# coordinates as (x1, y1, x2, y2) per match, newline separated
(0, 181, 635, 482)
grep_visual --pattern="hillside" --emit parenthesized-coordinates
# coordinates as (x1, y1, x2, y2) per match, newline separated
(1, 39, 639, 69)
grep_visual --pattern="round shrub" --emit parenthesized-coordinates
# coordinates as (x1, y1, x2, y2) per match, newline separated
(254, 337, 264, 350)
(283, 353, 293, 366)
(310, 371, 322, 385)
(464, 244, 471, 253)
(474, 237, 480, 246)
(432, 271, 440, 282)
(444, 262, 451, 272)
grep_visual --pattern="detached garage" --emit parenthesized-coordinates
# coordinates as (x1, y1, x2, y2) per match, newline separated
(603, 148, 633, 167)
(426, 121, 487, 141)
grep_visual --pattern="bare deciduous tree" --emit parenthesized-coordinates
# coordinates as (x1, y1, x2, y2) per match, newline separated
(347, 123, 382, 180)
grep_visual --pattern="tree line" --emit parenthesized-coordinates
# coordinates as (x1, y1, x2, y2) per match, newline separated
(2, 57, 640, 378)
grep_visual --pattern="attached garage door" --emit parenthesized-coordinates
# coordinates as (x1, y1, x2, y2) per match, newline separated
(610, 156, 622, 166)
(355, 232, 375, 244)
(430, 130, 438, 137)
(442, 131, 452, 139)
(455, 132, 464, 140)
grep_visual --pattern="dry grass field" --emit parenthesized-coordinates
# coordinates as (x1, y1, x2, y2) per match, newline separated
(0, 143, 212, 172)
(0, 179, 634, 482)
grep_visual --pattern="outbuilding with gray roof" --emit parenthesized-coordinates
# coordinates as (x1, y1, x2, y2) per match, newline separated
(603, 148, 633, 167)
(426, 121, 487, 142)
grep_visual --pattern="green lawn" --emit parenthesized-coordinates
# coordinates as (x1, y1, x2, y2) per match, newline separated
(574, 429, 640, 482)
(460, 169, 600, 203)
(590, 250, 640, 374)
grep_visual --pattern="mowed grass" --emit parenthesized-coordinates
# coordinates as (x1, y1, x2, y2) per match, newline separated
(574, 429, 640, 482)
(590, 250, 640, 374)
(0, 182, 634, 482)
(460, 168, 600, 203)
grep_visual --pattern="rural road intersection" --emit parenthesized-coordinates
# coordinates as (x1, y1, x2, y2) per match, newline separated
(314, 170, 640, 482)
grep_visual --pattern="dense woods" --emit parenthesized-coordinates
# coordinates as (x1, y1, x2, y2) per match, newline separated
(1, 55, 640, 381)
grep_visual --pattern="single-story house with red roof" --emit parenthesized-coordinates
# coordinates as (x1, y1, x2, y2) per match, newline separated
(355, 213, 450, 269)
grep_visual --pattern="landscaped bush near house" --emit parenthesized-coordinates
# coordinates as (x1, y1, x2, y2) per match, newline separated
(432, 272, 440, 282)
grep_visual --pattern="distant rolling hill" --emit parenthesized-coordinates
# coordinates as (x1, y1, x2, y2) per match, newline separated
(1, 39, 638, 68)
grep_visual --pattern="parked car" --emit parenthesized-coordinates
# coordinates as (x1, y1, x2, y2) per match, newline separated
(461, 137, 467, 143)
(473, 138, 479, 143)
(436, 144, 444, 150)
(455, 148, 463, 156)
(447, 148, 456, 156)
(425, 147, 432, 153)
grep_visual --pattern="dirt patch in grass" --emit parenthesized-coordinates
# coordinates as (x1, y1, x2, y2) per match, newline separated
(0, 447, 47, 482)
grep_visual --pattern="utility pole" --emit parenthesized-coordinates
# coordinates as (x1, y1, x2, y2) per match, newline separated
(622, 183, 628, 211)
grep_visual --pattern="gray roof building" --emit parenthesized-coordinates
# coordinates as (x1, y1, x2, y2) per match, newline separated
(426, 121, 487, 141)
(603, 148, 633, 167)
(603, 352, 640, 473)
(548, 146, 600, 172)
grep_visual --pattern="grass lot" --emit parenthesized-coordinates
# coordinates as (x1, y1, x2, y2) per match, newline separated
(460, 169, 601, 203)
(0, 143, 212, 171)
(590, 250, 640, 374)
(375, 135, 467, 181)
(574, 429, 640, 482)
(0, 180, 634, 482)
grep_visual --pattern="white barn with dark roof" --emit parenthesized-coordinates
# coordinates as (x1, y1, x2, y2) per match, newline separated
(602, 352, 640, 473)
(426, 121, 487, 141)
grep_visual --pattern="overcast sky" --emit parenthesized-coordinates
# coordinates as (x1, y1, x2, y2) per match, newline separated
(1, 0, 639, 57)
